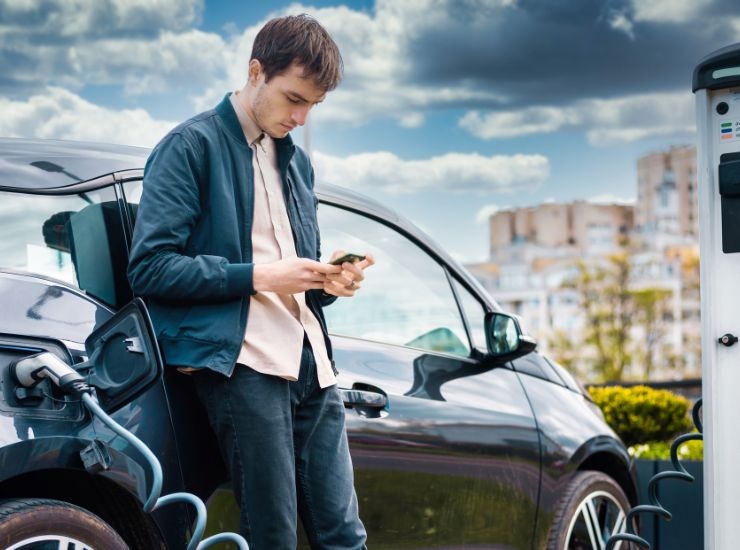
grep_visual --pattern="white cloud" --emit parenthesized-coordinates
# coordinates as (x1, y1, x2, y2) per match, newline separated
(0, 87, 175, 147)
(399, 112, 425, 128)
(459, 107, 575, 139)
(0, 0, 202, 36)
(0, 0, 221, 95)
(583, 93, 695, 145)
(607, 0, 714, 39)
(317, 85, 501, 127)
(0, 86, 549, 197)
(475, 204, 501, 224)
(608, 12, 634, 39)
(0, 0, 719, 145)
(192, 0, 728, 137)
(312, 150, 549, 194)
(68, 30, 227, 95)
(587, 194, 636, 205)
(631, 0, 712, 24)
(193, 1, 504, 124)
(459, 91, 695, 145)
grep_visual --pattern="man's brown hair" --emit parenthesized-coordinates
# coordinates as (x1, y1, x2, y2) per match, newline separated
(251, 14, 343, 92)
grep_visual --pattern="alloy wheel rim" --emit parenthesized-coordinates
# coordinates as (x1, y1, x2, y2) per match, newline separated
(564, 489, 627, 550)
(6, 535, 93, 550)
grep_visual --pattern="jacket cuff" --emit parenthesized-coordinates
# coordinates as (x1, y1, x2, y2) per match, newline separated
(225, 263, 255, 296)
(320, 291, 339, 306)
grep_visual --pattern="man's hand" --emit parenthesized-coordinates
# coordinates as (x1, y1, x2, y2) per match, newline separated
(323, 250, 376, 297)
(253, 257, 342, 294)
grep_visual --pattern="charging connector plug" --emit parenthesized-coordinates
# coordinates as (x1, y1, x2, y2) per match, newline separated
(11, 352, 91, 395)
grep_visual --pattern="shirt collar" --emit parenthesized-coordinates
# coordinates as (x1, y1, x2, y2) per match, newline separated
(229, 91, 263, 147)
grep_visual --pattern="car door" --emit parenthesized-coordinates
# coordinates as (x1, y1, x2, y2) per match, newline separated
(318, 202, 542, 550)
(0, 182, 192, 547)
(119, 177, 231, 505)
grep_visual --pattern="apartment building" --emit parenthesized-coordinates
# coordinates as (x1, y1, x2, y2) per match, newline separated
(636, 145, 698, 243)
(470, 201, 635, 346)
(489, 201, 633, 263)
(468, 145, 701, 380)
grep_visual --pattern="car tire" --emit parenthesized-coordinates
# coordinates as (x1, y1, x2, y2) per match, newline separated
(0, 498, 128, 550)
(546, 470, 631, 550)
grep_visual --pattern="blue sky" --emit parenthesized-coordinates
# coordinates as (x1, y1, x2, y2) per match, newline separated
(2, 0, 739, 261)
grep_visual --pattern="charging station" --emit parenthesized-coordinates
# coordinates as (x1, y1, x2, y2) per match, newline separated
(693, 43, 740, 550)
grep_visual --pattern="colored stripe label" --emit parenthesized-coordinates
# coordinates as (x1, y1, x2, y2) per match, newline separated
(719, 120, 740, 143)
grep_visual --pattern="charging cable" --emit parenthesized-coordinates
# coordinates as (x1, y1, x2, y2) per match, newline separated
(12, 352, 249, 550)
(605, 398, 703, 550)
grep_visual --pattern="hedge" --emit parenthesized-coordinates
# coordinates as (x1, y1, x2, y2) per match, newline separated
(629, 439, 703, 461)
(588, 385, 694, 447)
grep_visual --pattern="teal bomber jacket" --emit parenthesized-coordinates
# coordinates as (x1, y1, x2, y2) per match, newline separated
(127, 93, 335, 376)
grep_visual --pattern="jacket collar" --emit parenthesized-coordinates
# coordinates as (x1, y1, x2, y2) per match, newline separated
(216, 93, 296, 166)
(215, 93, 247, 145)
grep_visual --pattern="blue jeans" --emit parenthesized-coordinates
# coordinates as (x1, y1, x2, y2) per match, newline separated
(193, 339, 367, 550)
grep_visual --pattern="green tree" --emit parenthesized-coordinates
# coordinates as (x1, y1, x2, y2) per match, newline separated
(632, 287, 672, 379)
(560, 252, 633, 382)
(678, 249, 701, 374)
(548, 329, 580, 374)
(551, 240, 678, 383)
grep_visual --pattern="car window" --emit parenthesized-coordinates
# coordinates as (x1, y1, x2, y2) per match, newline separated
(123, 180, 143, 206)
(122, 182, 471, 356)
(318, 204, 471, 357)
(451, 278, 487, 351)
(0, 187, 130, 308)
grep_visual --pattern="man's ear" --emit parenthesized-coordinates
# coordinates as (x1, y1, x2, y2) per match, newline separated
(248, 59, 263, 86)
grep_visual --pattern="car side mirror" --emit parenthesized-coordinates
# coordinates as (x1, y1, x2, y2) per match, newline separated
(485, 312, 537, 361)
(84, 298, 163, 411)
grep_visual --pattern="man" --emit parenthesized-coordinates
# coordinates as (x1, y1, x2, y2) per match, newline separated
(128, 14, 370, 549)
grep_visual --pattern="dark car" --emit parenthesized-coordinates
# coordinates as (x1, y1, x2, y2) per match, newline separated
(0, 138, 637, 550)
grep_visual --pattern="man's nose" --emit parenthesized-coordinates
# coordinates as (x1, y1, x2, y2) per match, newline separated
(291, 106, 310, 126)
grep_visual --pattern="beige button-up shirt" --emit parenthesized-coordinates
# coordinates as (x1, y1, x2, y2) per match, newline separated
(230, 92, 336, 388)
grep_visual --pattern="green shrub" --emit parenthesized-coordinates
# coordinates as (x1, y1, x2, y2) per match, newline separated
(629, 439, 703, 461)
(588, 385, 693, 447)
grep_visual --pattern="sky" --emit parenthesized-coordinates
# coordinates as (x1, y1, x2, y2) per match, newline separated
(2, 0, 739, 262)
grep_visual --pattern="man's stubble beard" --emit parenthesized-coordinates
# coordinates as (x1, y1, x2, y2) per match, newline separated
(251, 88, 283, 139)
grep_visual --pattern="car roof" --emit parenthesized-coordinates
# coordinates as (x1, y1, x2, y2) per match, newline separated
(0, 138, 150, 190)
(0, 138, 498, 310)
(0, 138, 400, 217)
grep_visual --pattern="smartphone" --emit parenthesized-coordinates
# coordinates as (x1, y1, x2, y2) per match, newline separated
(330, 253, 366, 265)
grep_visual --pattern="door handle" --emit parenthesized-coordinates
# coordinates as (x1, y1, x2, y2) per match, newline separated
(340, 389, 387, 409)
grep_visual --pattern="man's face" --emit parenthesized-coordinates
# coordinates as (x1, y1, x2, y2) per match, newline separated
(248, 61, 327, 139)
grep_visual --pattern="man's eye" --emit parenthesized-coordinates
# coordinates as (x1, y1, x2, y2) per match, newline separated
(288, 97, 301, 104)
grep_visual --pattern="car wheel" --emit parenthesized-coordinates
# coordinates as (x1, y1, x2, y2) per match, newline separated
(0, 498, 128, 550)
(547, 471, 631, 550)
